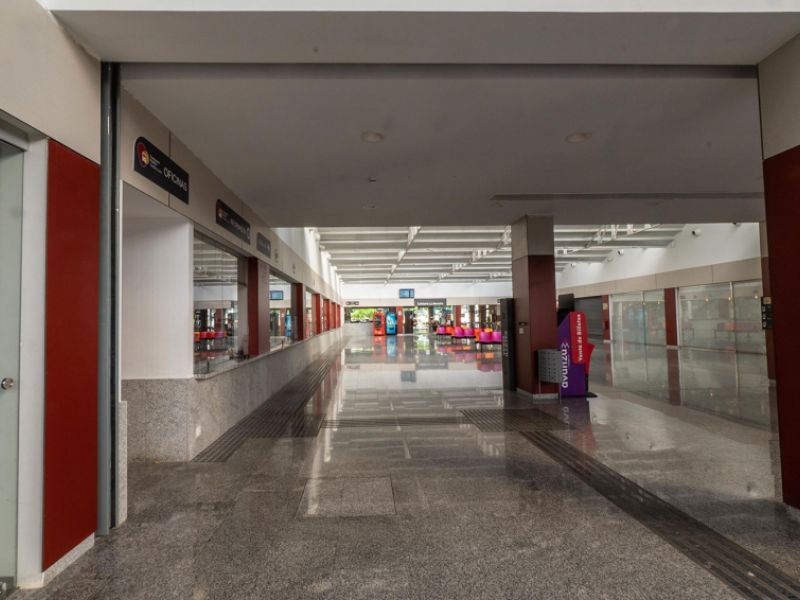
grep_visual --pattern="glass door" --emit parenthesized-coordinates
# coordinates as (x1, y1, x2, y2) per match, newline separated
(0, 139, 24, 592)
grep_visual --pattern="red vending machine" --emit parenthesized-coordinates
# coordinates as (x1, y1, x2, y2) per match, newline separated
(373, 310, 386, 336)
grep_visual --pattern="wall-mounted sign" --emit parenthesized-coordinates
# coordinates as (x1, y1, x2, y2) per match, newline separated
(761, 296, 773, 330)
(257, 233, 271, 258)
(270, 290, 284, 301)
(133, 137, 189, 203)
(415, 298, 446, 307)
(215, 199, 250, 243)
(399, 288, 415, 299)
(345, 300, 359, 306)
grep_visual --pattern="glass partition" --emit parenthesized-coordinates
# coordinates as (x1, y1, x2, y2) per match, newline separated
(269, 271, 294, 351)
(733, 281, 766, 354)
(610, 292, 646, 344)
(643, 290, 666, 345)
(678, 283, 734, 350)
(193, 234, 246, 374)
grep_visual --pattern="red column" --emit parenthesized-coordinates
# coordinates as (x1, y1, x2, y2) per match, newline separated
(247, 257, 270, 356)
(314, 293, 322, 335)
(454, 305, 462, 327)
(292, 283, 305, 340)
(764, 144, 800, 509)
(512, 216, 558, 396)
(664, 287, 678, 347)
(323, 299, 331, 331)
(601, 295, 611, 342)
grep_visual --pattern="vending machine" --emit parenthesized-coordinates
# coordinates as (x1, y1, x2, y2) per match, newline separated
(373, 310, 386, 336)
(386, 310, 397, 335)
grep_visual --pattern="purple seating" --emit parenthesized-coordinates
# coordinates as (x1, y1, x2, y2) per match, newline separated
(478, 331, 492, 344)
(454, 326, 464, 338)
(436, 326, 446, 336)
(463, 327, 474, 338)
(491, 331, 502, 343)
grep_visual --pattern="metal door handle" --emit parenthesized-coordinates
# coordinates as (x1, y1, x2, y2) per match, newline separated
(1, 378, 14, 390)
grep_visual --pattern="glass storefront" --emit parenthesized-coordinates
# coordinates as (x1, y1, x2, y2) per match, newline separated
(679, 281, 765, 353)
(610, 290, 664, 345)
(269, 271, 294, 350)
(193, 234, 246, 374)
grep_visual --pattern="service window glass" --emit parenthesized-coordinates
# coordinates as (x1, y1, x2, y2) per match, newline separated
(193, 234, 247, 374)
(269, 271, 294, 351)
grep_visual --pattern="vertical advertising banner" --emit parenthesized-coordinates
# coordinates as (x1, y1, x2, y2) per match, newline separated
(569, 311, 587, 364)
(558, 313, 587, 397)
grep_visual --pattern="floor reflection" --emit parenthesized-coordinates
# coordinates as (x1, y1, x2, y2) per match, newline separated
(591, 340, 775, 429)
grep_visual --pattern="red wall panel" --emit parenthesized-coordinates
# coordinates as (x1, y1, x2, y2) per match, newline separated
(43, 140, 100, 568)
(764, 145, 800, 509)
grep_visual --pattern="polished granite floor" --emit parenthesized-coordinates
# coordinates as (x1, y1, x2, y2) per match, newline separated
(17, 331, 800, 599)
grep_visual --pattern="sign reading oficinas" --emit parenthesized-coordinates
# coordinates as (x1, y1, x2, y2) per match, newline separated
(216, 199, 251, 243)
(133, 137, 189, 203)
(257, 233, 271, 258)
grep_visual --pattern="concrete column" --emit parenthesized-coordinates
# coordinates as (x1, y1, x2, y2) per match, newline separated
(511, 216, 557, 397)
(246, 257, 270, 356)
(292, 283, 305, 341)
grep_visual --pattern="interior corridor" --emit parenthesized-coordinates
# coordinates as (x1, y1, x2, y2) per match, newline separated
(16, 327, 799, 600)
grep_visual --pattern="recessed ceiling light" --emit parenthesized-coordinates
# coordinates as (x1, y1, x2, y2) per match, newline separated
(565, 132, 592, 144)
(361, 131, 385, 143)
(361, 203, 377, 210)
(367, 176, 377, 183)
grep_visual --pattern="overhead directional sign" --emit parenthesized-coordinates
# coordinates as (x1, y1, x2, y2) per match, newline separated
(133, 137, 189, 203)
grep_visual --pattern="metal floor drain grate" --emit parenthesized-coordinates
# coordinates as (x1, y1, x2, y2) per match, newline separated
(461, 408, 570, 432)
(192, 348, 339, 463)
(521, 430, 800, 600)
(321, 416, 470, 428)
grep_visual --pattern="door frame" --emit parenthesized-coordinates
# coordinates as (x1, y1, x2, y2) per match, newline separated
(0, 116, 48, 589)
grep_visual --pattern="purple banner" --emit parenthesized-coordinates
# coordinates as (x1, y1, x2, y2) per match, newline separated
(558, 316, 587, 397)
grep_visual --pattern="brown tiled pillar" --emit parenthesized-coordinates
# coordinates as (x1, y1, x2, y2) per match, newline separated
(292, 283, 305, 340)
(314, 293, 322, 335)
(764, 144, 800, 509)
(511, 216, 558, 396)
(760, 223, 777, 381)
(664, 287, 679, 347)
(247, 258, 270, 356)
(454, 305, 461, 327)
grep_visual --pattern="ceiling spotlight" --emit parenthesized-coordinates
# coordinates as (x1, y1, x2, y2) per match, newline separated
(367, 176, 377, 183)
(361, 131, 385, 143)
(570, 262, 576, 268)
(361, 203, 377, 210)
(617, 249, 625, 256)
(565, 131, 592, 144)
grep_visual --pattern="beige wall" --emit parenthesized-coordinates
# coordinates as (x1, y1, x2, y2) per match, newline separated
(759, 32, 800, 159)
(559, 258, 762, 298)
(0, 0, 100, 161)
(120, 91, 340, 301)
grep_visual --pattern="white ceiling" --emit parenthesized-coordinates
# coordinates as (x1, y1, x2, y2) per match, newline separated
(51, 10, 800, 65)
(320, 224, 684, 283)
(122, 63, 765, 227)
